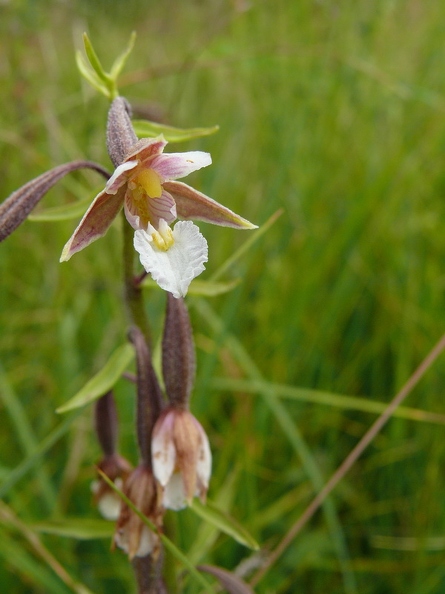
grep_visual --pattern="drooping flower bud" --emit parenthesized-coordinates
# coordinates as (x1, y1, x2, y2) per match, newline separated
(151, 407, 211, 510)
(114, 464, 162, 559)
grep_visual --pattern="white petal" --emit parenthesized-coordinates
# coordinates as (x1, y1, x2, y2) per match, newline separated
(196, 429, 212, 490)
(150, 151, 212, 181)
(151, 427, 176, 487)
(97, 492, 122, 520)
(134, 221, 208, 298)
(135, 526, 157, 557)
(163, 473, 188, 510)
(114, 525, 156, 558)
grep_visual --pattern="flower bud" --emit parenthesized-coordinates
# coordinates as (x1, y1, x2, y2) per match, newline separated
(0, 161, 110, 243)
(151, 407, 211, 510)
(92, 453, 132, 520)
(114, 464, 162, 559)
(106, 97, 138, 167)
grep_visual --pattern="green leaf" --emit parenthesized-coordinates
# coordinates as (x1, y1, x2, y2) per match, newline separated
(210, 377, 445, 425)
(75, 51, 110, 98)
(33, 518, 114, 540)
(132, 120, 219, 142)
(110, 31, 137, 79)
(141, 277, 240, 297)
(28, 195, 93, 222)
(56, 343, 134, 413)
(77, 32, 137, 100)
(82, 33, 112, 85)
(190, 499, 259, 550)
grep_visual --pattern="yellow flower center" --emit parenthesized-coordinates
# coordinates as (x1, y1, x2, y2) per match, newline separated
(136, 168, 162, 198)
(151, 224, 174, 251)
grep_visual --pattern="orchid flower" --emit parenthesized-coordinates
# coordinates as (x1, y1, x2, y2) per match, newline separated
(60, 122, 256, 296)
(151, 407, 212, 510)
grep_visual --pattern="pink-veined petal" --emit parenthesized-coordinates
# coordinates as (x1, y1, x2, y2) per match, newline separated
(150, 151, 212, 181)
(126, 136, 168, 164)
(105, 160, 138, 194)
(164, 181, 258, 229)
(124, 188, 176, 231)
(134, 221, 208, 298)
(147, 190, 177, 228)
(60, 185, 126, 261)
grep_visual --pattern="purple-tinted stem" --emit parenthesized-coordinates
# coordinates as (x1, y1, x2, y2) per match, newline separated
(94, 390, 118, 457)
(128, 326, 164, 465)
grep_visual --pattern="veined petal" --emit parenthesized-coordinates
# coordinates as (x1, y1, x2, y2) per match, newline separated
(134, 221, 208, 298)
(147, 189, 177, 228)
(150, 151, 212, 181)
(105, 160, 138, 194)
(60, 185, 126, 261)
(124, 188, 177, 231)
(164, 181, 258, 229)
(126, 136, 168, 164)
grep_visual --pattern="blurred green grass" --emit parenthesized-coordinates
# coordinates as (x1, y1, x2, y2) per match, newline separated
(2, 0, 445, 592)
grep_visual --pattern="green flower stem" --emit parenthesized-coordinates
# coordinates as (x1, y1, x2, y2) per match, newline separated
(122, 212, 151, 345)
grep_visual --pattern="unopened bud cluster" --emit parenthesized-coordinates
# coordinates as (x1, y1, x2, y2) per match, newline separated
(94, 296, 211, 559)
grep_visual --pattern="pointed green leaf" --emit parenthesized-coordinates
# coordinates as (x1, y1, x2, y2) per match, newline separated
(76, 51, 110, 98)
(190, 499, 259, 550)
(110, 31, 136, 79)
(33, 518, 114, 540)
(28, 195, 93, 222)
(141, 277, 240, 296)
(56, 343, 134, 413)
(132, 120, 219, 143)
(82, 33, 112, 85)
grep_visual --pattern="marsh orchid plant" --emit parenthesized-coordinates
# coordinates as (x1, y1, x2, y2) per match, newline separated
(0, 34, 257, 593)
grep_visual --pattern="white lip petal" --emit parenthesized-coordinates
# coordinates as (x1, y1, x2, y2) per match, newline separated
(162, 473, 188, 511)
(134, 221, 208, 298)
